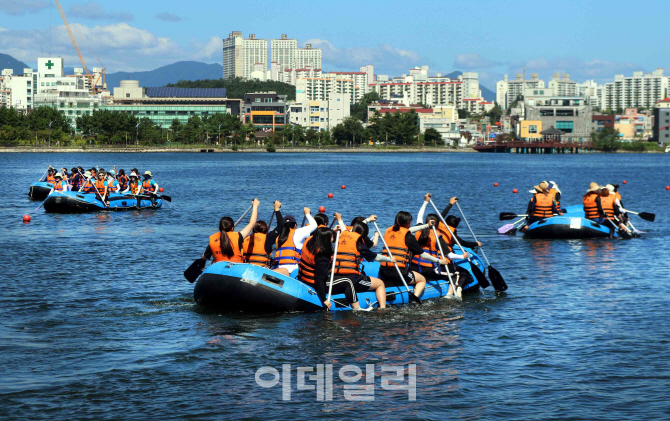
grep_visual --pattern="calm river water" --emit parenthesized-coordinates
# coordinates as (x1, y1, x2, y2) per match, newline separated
(1, 152, 669, 420)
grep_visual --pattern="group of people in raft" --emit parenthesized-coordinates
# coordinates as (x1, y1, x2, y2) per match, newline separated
(41, 165, 160, 205)
(521, 180, 628, 232)
(202, 194, 482, 310)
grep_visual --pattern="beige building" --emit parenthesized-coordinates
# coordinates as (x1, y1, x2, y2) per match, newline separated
(288, 92, 350, 131)
(270, 34, 322, 70)
(222, 32, 267, 79)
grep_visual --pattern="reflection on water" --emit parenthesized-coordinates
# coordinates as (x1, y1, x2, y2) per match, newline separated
(1, 152, 669, 420)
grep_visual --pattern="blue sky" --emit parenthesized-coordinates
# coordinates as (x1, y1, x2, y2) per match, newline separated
(1, 0, 669, 87)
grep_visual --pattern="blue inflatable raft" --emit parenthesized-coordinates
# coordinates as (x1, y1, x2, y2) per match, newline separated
(29, 181, 54, 200)
(524, 204, 618, 239)
(43, 191, 163, 213)
(193, 246, 484, 312)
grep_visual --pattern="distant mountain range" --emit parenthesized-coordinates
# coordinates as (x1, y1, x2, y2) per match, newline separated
(0, 53, 29, 75)
(1, 52, 495, 101)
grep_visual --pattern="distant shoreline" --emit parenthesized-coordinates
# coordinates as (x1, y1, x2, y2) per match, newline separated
(0, 147, 478, 153)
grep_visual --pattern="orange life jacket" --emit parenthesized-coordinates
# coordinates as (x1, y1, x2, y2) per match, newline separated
(71, 174, 82, 190)
(615, 192, 622, 202)
(45, 174, 56, 183)
(243, 233, 271, 267)
(275, 228, 301, 266)
(600, 195, 616, 218)
(532, 192, 554, 218)
(118, 174, 128, 191)
(209, 231, 243, 263)
(81, 180, 95, 193)
(94, 179, 107, 194)
(106, 180, 118, 193)
(583, 193, 599, 220)
(437, 221, 454, 246)
(142, 179, 155, 192)
(53, 180, 66, 191)
(334, 231, 362, 275)
(381, 226, 410, 268)
(128, 179, 141, 195)
(298, 237, 316, 284)
(411, 229, 447, 270)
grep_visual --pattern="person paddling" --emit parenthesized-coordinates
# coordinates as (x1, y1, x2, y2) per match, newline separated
(329, 218, 395, 309)
(94, 171, 109, 206)
(273, 207, 317, 276)
(378, 211, 447, 301)
(43, 167, 56, 184)
(123, 172, 143, 195)
(202, 199, 261, 264)
(243, 200, 284, 268)
(48, 172, 68, 196)
(521, 181, 563, 232)
(80, 171, 96, 193)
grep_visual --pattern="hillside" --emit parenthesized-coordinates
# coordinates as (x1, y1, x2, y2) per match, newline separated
(105, 61, 224, 89)
(0, 53, 29, 75)
(165, 78, 297, 100)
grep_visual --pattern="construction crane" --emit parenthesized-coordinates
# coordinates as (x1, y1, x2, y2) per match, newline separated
(54, 0, 105, 94)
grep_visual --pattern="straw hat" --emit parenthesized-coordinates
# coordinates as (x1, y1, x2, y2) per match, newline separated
(144, 171, 152, 177)
(55, 172, 62, 178)
(586, 182, 600, 193)
(532, 181, 550, 193)
(84, 171, 92, 178)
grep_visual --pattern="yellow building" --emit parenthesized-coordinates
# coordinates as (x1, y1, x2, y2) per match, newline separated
(520, 120, 542, 140)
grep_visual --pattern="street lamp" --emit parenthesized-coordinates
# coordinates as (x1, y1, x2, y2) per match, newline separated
(48, 120, 53, 148)
(135, 122, 140, 146)
(218, 123, 223, 146)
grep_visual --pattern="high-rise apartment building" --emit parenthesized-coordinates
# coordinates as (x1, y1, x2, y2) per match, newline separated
(547, 73, 576, 97)
(496, 73, 545, 109)
(222, 32, 267, 79)
(270, 34, 322, 70)
(603, 69, 669, 111)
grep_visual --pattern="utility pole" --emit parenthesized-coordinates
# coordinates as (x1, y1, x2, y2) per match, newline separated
(218, 123, 223, 146)
(48, 120, 53, 148)
(135, 122, 140, 146)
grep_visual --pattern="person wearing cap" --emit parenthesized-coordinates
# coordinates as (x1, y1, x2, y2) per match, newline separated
(272, 207, 318, 276)
(599, 186, 626, 232)
(106, 172, 119, 194)
(80, 171, 96, 193)
(123, 172, 143, 195)
(607, 184, 628, 224)
(43, 167, 56, 184)
(48, 172, 68, 196)
(521, 181, 563, 232)
(202, 199, 260, 264)
(546, 181, 562, 212)
(142, 171, 159, 195)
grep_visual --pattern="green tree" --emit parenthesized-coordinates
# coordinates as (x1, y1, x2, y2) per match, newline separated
(424, 128, 442, 146)
(350, 91, 381, 122)
(591, 128, 621, 152)
(457, 109, 471, 119)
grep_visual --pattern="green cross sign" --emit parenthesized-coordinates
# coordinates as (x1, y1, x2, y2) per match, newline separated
(45, 60, 54, 69)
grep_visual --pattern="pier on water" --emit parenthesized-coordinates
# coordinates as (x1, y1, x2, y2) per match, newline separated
(474, 141, 594, 154)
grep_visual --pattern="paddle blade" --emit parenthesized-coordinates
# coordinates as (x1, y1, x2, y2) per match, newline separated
(498, 223, 515, 234)
(488, 266, 508, 292)
(184, 259, 206, 283)
(638, 212, 655, 222)
(500, 212, 521, 221)
(160, 195, 172, 202)
(409, 293, 422, 305)
(470, 262, 490, 288)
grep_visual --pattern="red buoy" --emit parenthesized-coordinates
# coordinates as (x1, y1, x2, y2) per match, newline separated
(623, 180, 627, 184)
(23, 215, 31, 223)
(328, 193, 333, 198)
(513, 189, 518, 194)
(341, 185, 346, 189)
(159, 187, 164, 192)
(494, 182, 499, 187)
(319, 206, 326, 213)
(666, 186, 670, 191)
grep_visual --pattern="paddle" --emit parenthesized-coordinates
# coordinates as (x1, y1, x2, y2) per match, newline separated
(613, 215, 634, 239)
(184, 258, 206, 283)
(372, 221, 421, 305)
(498, 217, 526, 235)
(626, 210, 655, 222)
(89, 177, 109, 208)
(455, 202, 508, 292)
(301, 215, 306, 227)
(268, 211, 275, 229)
(234, 204, 253, 228)
(183, 205, 253, 282)
(432, 226, 461, 301)
(325, 230, 341, 311)
(500, 212, 527, 221)
(430, 199, 490, 289)
(627, 220, 645, 235)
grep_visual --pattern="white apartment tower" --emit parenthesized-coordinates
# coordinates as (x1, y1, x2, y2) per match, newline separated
(603, 69, 669, 111)
(222, 32, 267, 80)
(548, 73, 576, 97)
(270, 34, 322, 70)
(496, 73, 545, 109)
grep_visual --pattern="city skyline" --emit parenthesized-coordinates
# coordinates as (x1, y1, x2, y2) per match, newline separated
(0, 0, 668, 87)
